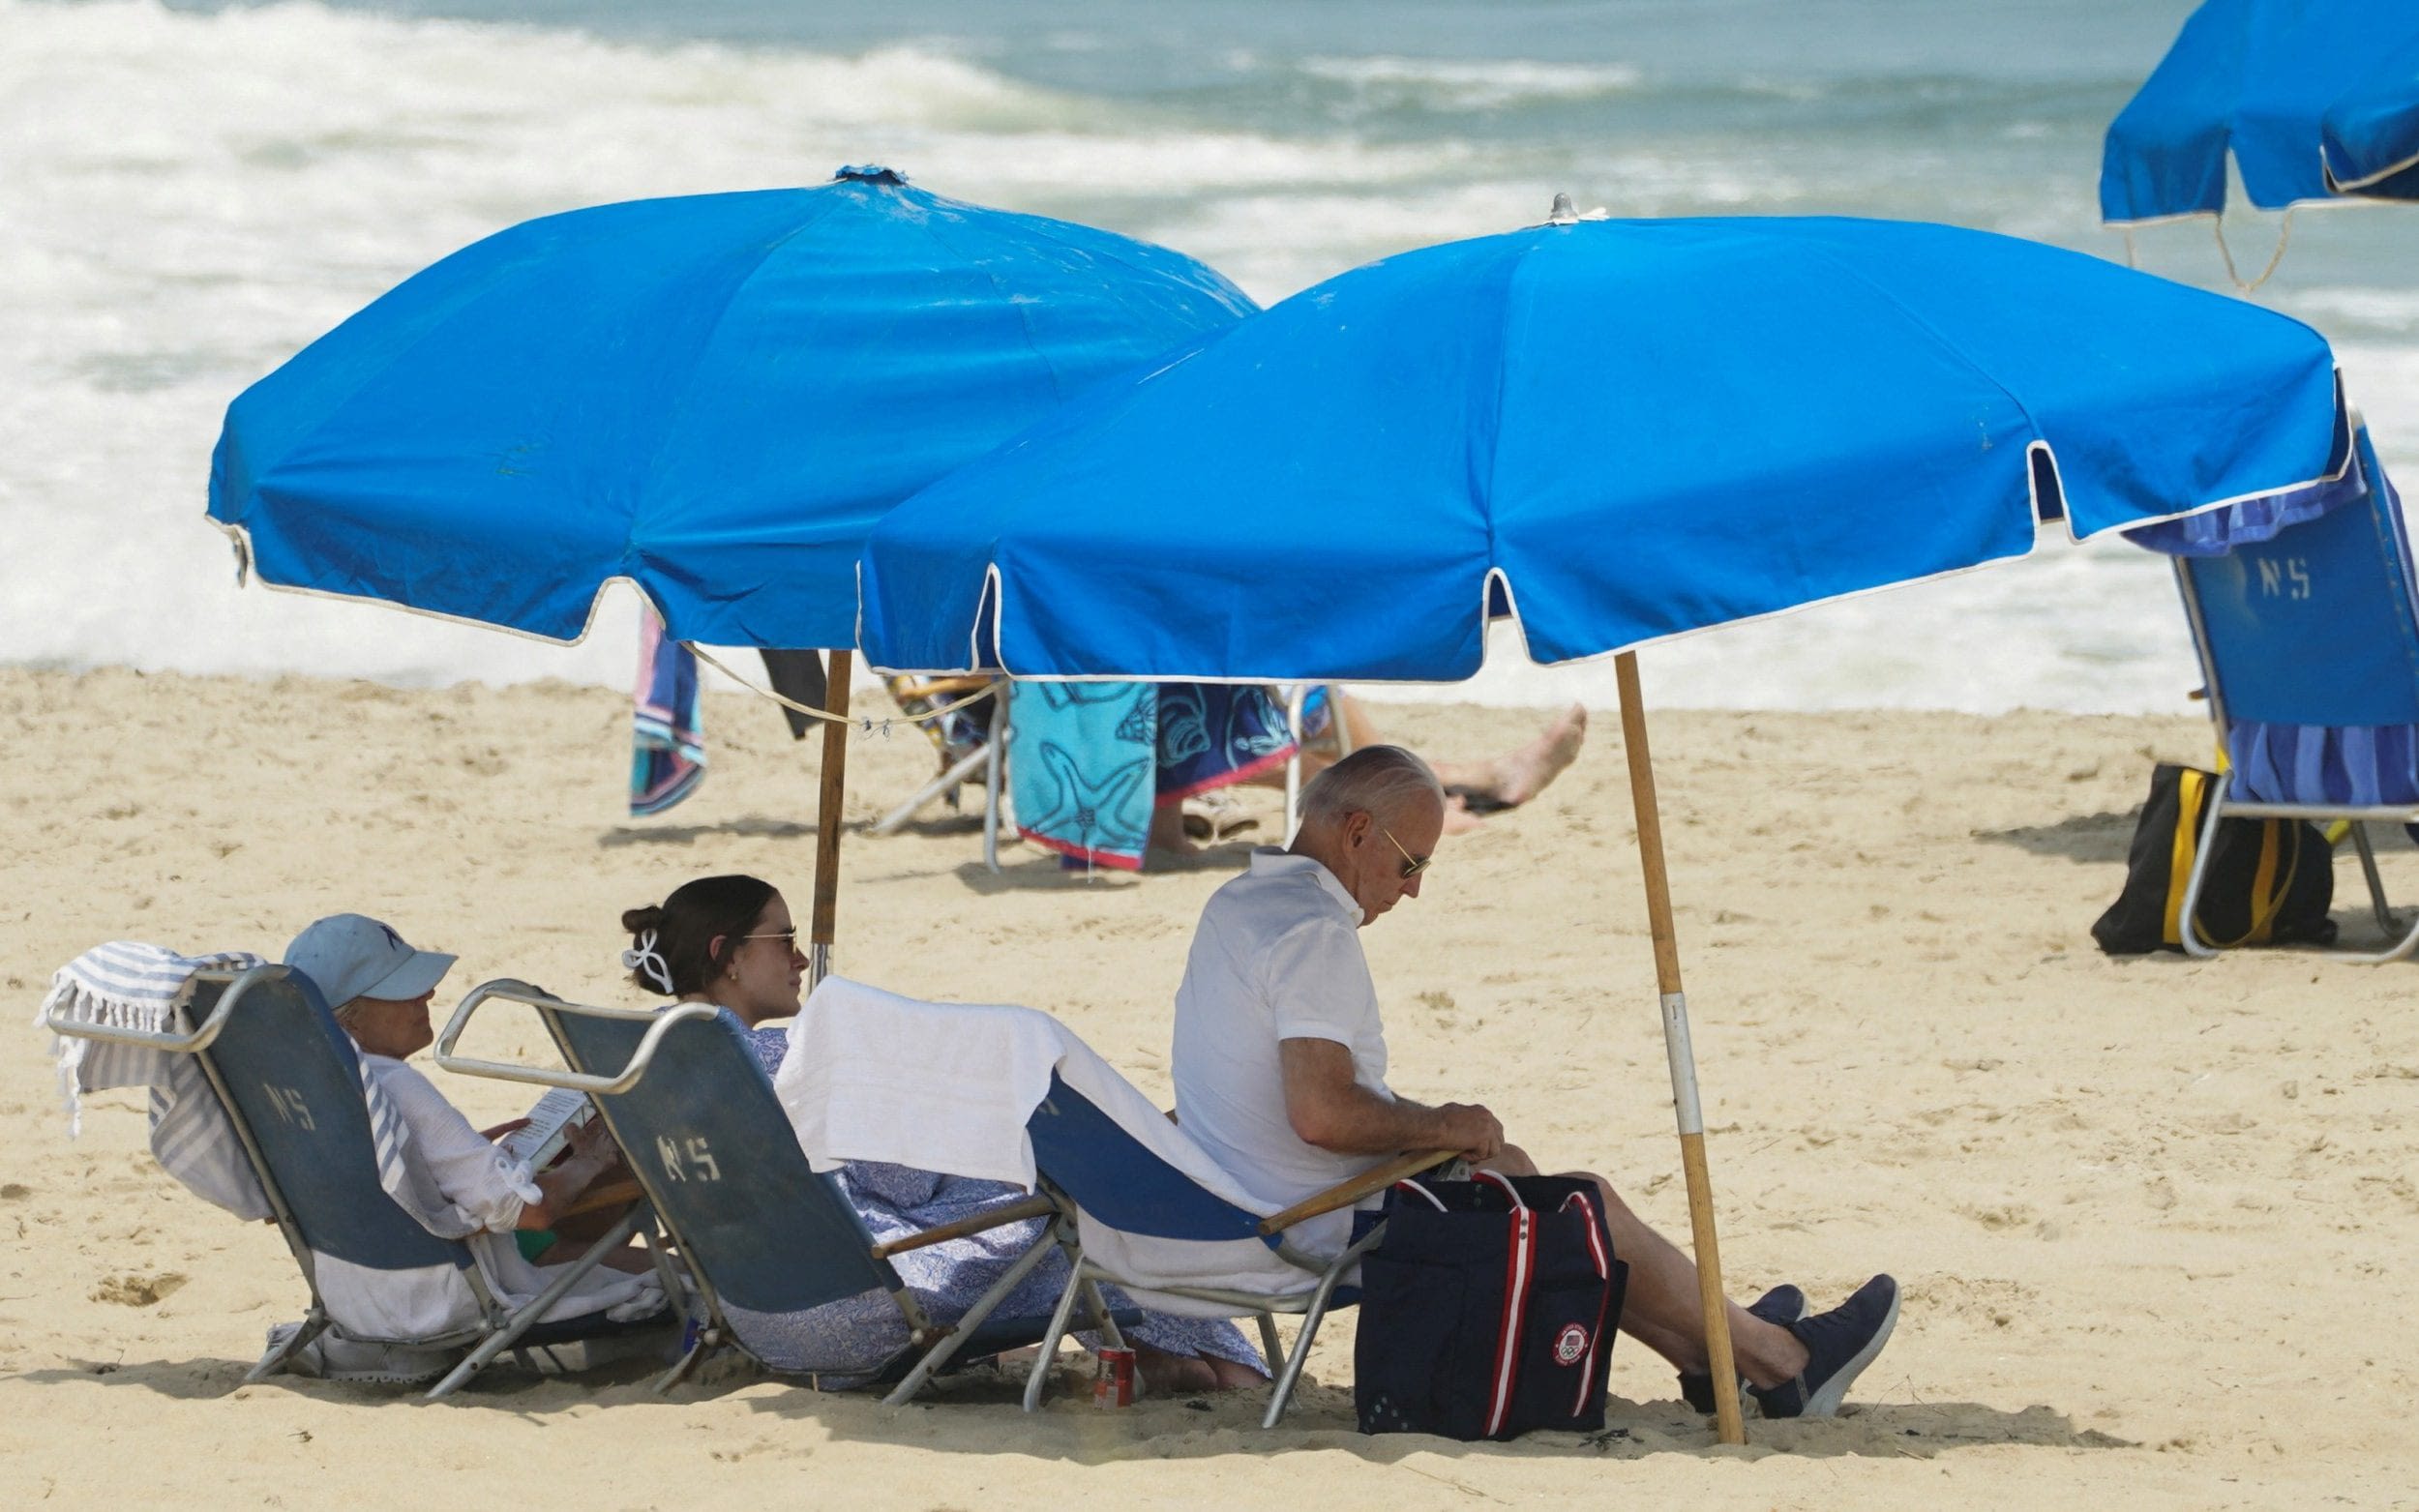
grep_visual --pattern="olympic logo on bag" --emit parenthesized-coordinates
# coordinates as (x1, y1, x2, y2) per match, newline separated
(1553, 1322, 1590, 1366)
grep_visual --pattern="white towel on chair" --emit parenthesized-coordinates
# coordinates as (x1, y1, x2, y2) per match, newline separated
(778, 976, 1350, 1315)
(777, 976, 1081, 1189)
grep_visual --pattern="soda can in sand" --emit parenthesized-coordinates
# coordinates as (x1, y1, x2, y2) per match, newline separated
(1093, 1347, 1136, 1408)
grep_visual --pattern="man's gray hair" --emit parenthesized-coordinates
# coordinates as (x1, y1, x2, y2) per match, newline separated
(1298, 745, 1446, 829)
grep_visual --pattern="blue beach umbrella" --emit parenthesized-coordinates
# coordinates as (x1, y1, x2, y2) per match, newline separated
(207, 164, 1254, 971)
(859, 211, 2350, 1442)
(2102, 0, 2419, 224)
(208, 166, 1255, 651)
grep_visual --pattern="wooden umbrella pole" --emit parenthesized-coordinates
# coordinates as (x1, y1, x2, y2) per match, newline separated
(807, 648, 853, 993)
(1614, 650, 1746, 1446)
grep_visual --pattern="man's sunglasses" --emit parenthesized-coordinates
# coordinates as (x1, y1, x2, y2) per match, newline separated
(1380, 826, 1432, 880)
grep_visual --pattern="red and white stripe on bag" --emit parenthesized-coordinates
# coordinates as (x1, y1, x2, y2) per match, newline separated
(1557, 1188, 1614, 1416)
(1473, 1171, 1538, 1438)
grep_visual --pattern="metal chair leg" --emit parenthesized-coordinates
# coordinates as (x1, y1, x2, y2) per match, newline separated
(2175, 777, 2231, 959)
(427, 1206, 648, 1400)
(1256, 1313, 1284, 1372)
(1262, 1223, 1386, 1428)
(872, 744, 992, 836)
(245, 1310, 329, 1383)
(881, 1218, 1063, 1407)
(1021, 1262, 1090, 1412)
(652, 1326, 714, 1395)
(2350, 822, 2397, 933)
(983, 695, 1009, 875)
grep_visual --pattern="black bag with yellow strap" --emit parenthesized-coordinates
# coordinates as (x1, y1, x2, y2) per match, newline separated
(2092, 763, 2337, 953)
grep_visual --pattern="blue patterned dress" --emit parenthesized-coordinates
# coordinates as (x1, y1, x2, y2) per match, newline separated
(724, 1028, 1261, 1387)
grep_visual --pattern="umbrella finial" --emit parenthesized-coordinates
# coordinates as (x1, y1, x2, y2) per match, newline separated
(835, 164, 909, 186)
(1548, 193, 1578, 225)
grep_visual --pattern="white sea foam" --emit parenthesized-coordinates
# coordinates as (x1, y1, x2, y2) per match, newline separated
(5, 0, 2416, 716)
(1295, 54, 1644, 111)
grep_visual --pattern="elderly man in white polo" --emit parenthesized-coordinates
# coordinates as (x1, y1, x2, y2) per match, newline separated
(1167, 746, 1898, 1418)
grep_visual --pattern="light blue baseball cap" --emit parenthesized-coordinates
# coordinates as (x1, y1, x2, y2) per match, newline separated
(283, 914, 457, 1008)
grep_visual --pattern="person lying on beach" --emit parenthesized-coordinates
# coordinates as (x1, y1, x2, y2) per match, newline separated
(1145, 690, 1588, 856)
(620, 874, 1268, 1395)
(1166, 747, 1901, 1419)
(281, 914, 655, 1316)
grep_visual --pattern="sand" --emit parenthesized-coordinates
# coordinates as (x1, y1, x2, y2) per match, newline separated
(4, 665, 2416, 1509)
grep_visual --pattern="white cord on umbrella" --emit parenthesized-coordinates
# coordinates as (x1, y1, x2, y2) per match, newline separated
(679, 642, 997, 733)
(2212, 208, 2293, 295)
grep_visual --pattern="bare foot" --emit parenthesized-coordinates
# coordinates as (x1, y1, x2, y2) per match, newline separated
(1132, 1344, 1218, 1398)
(1441, 792, 1486, 836)
(1490, 703, 1587, 807)
(1146, 803, 1201, 858)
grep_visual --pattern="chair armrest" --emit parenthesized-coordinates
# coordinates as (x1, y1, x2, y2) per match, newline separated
(868, 1194, 1060, 1260)
(434, 981, 718, 1095)
(1255, 1148, 1456, 1237)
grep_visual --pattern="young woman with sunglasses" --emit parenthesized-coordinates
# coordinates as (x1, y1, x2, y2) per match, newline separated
(619, 875, 1266, 1395)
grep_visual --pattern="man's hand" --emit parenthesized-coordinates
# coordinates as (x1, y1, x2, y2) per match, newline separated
(1430, 1102, 1505, 1164)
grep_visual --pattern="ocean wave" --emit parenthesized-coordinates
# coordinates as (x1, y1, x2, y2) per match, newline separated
(1295, 54, 1643, 111)
(6, 0, 2418, 712)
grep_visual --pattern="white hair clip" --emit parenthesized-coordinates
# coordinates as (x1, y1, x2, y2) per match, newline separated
(621, 929, 674, 995)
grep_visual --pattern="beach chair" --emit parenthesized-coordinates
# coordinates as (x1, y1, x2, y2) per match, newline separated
(435, 983, 1118, 1401)
(971, 1075, 1436, 1428)
(41, 963, 663, 1398)
(1022, 1076, 1400, 1426)
(869, 674, 1012, 872)
(2171, 430, 2419, 960)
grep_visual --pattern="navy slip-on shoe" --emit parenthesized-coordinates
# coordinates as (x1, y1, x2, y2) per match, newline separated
(1678, 1284, 1808, 1415)
(1750, 1274, 1900, 1420)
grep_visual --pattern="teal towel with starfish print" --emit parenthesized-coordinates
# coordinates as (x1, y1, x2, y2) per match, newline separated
(1009, 681, 1156, 870)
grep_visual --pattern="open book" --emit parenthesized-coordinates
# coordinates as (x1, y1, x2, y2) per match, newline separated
(495, 1086, 592, 1170)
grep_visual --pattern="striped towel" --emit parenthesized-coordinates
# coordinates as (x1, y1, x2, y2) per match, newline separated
(37, 944, 482, 1240)
(38, 942, 273, 1220)
(631, 603, 705, 816)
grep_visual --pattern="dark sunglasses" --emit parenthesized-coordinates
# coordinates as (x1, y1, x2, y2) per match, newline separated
(1380, 826, 1432, 880)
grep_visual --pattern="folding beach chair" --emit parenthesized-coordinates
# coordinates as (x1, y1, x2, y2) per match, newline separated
(2171, 430, 2419, 960)
(41, 964, 662, 1398)
(971, 1074, 1423, 1428)
(869, 674, 1012, 871)
(435, 983, 1118, 1401)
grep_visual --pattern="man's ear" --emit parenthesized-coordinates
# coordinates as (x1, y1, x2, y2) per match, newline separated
(1341, 810, 1372, 847)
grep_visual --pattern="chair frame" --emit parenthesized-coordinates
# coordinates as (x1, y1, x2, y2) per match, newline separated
(435, 982, 1113, 1403)
(2172, 556, 2419, 961)
(43, 964, 659, 1398)
(1003, 1178, 1387, 1427)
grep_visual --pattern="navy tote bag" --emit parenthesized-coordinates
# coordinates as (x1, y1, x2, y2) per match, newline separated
(1355, 1171, 1627, 1439)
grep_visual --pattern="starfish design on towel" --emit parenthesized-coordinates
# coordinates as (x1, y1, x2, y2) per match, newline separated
(1021, 742, 1150, 852)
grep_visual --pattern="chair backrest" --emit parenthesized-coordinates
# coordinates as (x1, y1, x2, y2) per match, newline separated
(2184, 457, 2419, 730)
(542, 1006, 901, 1317)
(198, 967, 466, 1272)
(1023, 1075, 1268, 1244)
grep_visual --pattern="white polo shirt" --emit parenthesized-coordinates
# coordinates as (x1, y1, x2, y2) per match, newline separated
(1172, 846, 1392, 1214)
